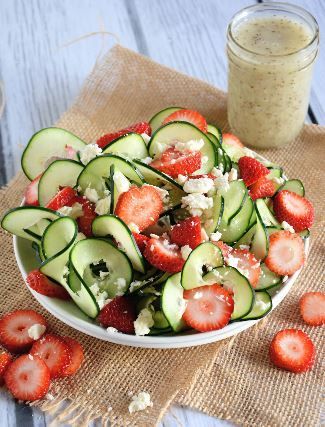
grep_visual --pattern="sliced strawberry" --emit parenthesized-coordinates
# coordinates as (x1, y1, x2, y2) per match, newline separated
(222, 133, 244, 148)
(170, 217, 202, 249)
(150, 148, 201, 178)
(269, 329, 315, 373)
(0, 310, 47, 353)
(238, 156, 269, 187)
(226, 249, 261, 287)
(144, 237, 184, 273)
(61, 337, 84, 377)
(183, 284, 234, 332)
(265, 230, 304, 276)
(26, 270, 70, 300)
(115, 186, 163, 233)
(188, 173, 215, 180)
(0, 351, 12, 386)
(162, 109, 208, 133)
(299, 292, 325, 326)
(96, 122, 151, 148)
(273, 190, 314, 232)
(132, 233, 150, 254)
(213, 241, 233, 259)
(249, 176, 276, 200)
(98, 296, 136, 334)
(24, 174, 42, 206)
(76, 197, 97, 237)
(46, 186, 77, 211)
(30, 334, 70, 378)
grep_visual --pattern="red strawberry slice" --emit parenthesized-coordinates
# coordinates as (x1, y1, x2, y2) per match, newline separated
(273, 190, 314, 232)
(30, 334, 70, 378)
(115, 186, 163, 233)
(226, 248, 261, 287)
(96, 122, 151, 148)
(162, 109, 208, 133)
(269, 329, 315, 373)
(76, 197, 97, 237)
(299, 292, 325, 326)
(98, 296, 136, 334)
(0, 351, 12, 386)
(188, 173, 215, 180)
(132, 233, 150, 254)
(24, 174, 42, 206)
(249, 176, 276, 200)
(222, 133, 244, 148)
(183, 284, 234, 332)
(265, 230, 304, 276)
(213, 241, 233, 259)
(46, 186, 77, 211)
(170, 216, 202, 249)
(0, 310, 47, 353)
(4, 354, 51, 401)
(61, 337, 84, 376)
(238, 156, 269, 187)
(26, 270, 71, 300)
(150, 148, 201, 178)
(144, 237, 185, 273)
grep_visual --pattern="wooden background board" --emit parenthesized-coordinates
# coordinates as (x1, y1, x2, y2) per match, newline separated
(0, 1, 323, 426)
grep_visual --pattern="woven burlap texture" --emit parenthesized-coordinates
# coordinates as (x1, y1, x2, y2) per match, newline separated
(0, 45, 323, 427)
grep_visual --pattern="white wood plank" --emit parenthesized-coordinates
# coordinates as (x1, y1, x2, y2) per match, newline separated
(0, 391, 17, 427)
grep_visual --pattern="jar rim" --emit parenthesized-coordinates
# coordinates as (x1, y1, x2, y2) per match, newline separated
(227, 2, 319, 59)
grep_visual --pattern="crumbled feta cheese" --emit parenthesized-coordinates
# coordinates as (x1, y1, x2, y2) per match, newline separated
(281, 221, 295, 233)
(176, 174, 188, 185)
(202, 156, 209, 164)
(76, 232, 86, 241)
(228, 168, 238, 182)
(283, 275, 289, 282)
(183, 177, 214, 194)
(113, 171, 130, 194)
(181, 245, 192, 260)
(90, 283, 100, 294)
(58, 202, 83, 219)
(128, 391, 153, 413)
(214, 173, 230, 193)
(227, 254, 239, 268)
(141, 133, 151, 145)
(129, 222, 140, 234)
(99, 271, 110, 279)
(107, 326, 119, 334)
(27, 324, 46, 340)
(129, 280, 143, 293)
(84, 187, 99, 203)
(114, 278, 127, 296)
(272, 176, 285, 185)
(181, 194, 213, 214)
(193, 291, 203, 300)
(134, 308, 154, 336)
(80, 143, 102, 165)
(210, 167, 223, 178)
(190, 208, 204, 217)
(210, 231, 222, 242)
(239, 244, 250, 250)
(219, 163, 224, 173)
(141, 156, 153, 164)
(95, 197, 111, 215)
(175, 139, 204, 152)
(176, 296, 187, 317)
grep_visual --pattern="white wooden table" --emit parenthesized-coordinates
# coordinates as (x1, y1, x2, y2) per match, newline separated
(0, 1, 324, 426)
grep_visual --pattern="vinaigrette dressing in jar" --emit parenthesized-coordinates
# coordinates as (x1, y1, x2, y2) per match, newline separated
(227, 3, 319, 148)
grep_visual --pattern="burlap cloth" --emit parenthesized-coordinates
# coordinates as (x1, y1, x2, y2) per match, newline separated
(0, 45, 324, 427)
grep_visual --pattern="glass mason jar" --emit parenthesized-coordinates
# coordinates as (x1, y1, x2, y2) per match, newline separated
(227, 3, 319, 148)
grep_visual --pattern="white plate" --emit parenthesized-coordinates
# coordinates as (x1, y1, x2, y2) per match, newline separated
(13, 234, 308, 349)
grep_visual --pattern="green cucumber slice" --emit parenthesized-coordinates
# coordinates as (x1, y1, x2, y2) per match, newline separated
(250, 208, 269, 260)
(278, 179, 305, 196)
(255, 263, 282, 290)
(21, 127, 86, 180)
(203, 266, 254, 320)
(77, 154, 144, 198)
(255, 199, 280, 228)
(204, 194, 224, 235)
(67, 266, 99, 318)
(69, 238, 132, 298)
(248, 209, 257, 228)
(149, 106, 183, 133)
(152, 310, 170, 329)
(220, 196, 254, 244)
(181, 242, 223, 290)
(38, 160, 84, 206)
(130, 270, 167, 294)
(1, 207, 60, 243)
(92, 215, 146, 273)
(32, 241, 46, 262)
(108, 164, 116, 213)
(161, 272, 187, 332)
(207, 124, 222, 142)
(24, 218, 52, 241)
(148, 122, 216, 174)
(267, 167, 283, 179)
(234, 223, 257, 248)
(241, 291, 272, 320)
(102, 133, 149, 159)
(222, 181, 247, 224)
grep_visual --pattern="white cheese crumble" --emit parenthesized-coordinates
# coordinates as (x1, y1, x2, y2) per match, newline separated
(210, 167, 223, 178)
(27, 324, 46, 340)
(85, 187, 99, 203)
(113, 171, 130, 194)
(128, 391, 153, 413)
(79, 143, 102, 165)
(141, 156, 153, 164)
(272, 176, 285, 185)
(181, 245, 192, 260)
(129, 280, 143, 293)
(283, 275, 289, 282)
(107, 326, 119, 334)
(129, 222, 140, 234)
(239, 244, 250, 250)
(176, 174, 188, 185)
(76, 232, 86, 241)
(115, 278, 127, 296)
(210, 231, 222, 242)
(228, 168, 238, 182)
(183, 177, 214, 194)
(175, 139, 204, 152)
(141, 133, 151, 145)
(181, 194, 213, 217)
(281, 221, 295, 233)
(90, 283, 110, 309)
(58, 202, 83, 219)
(134, 308, 154, 336)
(214, 173, 230, 193)
(95, 197, 111, 215)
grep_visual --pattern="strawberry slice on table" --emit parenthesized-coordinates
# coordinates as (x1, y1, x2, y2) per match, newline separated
(61, 337, 84, 377)
(132, 232, 150, 254)
(46, 186, 77, 211)
(182, 284, 234, 332)
(76, 196, 97, 237)
(150, 148, 201, 178)
(299, 292, 325, 326)
(24, 174, 42, 206)
(238, 156, 269, 187)
(0, 351, 12, 386)
(265, 230, 304, 276)
(170, 216, 202, 249)
(26, 270, 71, 300)
(273, 190, 314, 232)
(222, 133, 244, 148)
(96, 121, 152, 148)
(249, 176, 276, 200)
(226, 248, 261, 288)
(115, 186, 163, 233)
(144, 237, 185, 273)
(269, 329, 315, 373)
(0, 310, 47, 353)
(4, 354, 51, 401)
(98, 296, 136, 334)
(162, 109, 208, 133)
(30, 334, 70, 378)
